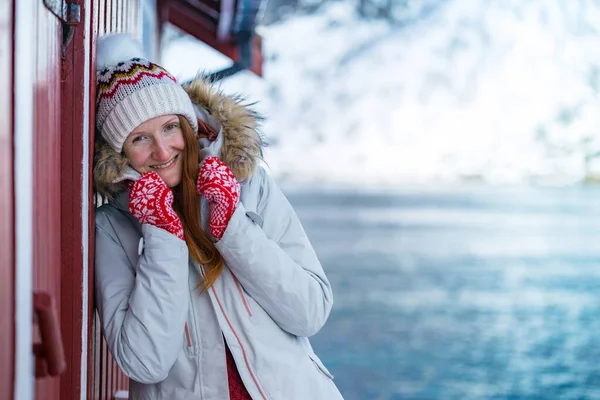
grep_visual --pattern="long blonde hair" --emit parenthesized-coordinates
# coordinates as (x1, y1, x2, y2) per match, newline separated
(172, 116, 224, 292)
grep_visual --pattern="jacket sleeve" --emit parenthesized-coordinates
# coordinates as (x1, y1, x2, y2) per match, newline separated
(94, 210, 189, 384)
(215, 167, 333, 337)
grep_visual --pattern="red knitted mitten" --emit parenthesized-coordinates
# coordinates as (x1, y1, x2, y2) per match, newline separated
(196, 156, 240, 240)
(128, 171, 184, 240)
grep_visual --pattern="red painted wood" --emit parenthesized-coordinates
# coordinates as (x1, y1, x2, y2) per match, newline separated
(0, 0, 15, 398)
(59, 1, 93, 399)
(182, 0, 220, 20)
(162, 0, 263, 76)
(251, 34, 263, 77)
(88, 315, 101, 400)
(88, 2, 101, 399)
(32, 2, 63, 399)
(165, 1, 219, 47)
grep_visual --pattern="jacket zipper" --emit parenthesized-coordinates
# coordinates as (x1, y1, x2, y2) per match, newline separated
(210, 286, 269, 400)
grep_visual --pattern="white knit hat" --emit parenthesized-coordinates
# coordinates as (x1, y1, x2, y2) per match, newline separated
(95, 34, 198, 153)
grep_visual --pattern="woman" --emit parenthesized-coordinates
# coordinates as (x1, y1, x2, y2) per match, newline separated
(93, 33, 343, 400)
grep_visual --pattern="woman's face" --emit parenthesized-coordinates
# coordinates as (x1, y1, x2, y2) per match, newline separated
(123, 114, 185, 188)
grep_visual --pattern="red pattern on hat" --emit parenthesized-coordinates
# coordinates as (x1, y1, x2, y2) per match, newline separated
(97, 67, 177, 102)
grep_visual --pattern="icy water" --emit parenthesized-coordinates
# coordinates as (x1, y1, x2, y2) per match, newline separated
(284, 185, 600, 400)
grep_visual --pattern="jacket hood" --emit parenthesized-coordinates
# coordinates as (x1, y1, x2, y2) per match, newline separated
(93, 76, 265, 201)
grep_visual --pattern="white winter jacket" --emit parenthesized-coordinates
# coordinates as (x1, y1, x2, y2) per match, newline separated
(94, 79, 344, 400)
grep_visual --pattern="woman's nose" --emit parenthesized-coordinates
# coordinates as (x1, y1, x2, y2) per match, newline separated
(152, 138, 170, 160)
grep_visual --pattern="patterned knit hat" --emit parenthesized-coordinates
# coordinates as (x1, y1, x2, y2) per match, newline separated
(95, 34, 198, 153)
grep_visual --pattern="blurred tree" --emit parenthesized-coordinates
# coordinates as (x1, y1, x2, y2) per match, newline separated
(262, 0, 448, 26)
(358, 0, 446, 25)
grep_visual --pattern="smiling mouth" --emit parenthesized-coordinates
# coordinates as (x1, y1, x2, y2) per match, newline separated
(151, 155, 178, 170)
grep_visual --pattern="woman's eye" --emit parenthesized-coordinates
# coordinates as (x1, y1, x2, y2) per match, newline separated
(132, 135, 147, 143)
(163, 124, 179, 136)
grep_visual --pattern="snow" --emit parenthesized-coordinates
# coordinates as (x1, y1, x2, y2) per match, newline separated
(161, 0, 600, 187)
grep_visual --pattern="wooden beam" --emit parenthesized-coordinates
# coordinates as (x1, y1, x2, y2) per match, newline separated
(162, 0, 263, 77)
(0, 0, 15, 397)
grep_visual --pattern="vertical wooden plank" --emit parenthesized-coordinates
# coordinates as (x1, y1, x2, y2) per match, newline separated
(105, 340, 113, 399)
(119, 0, 125, 32)
(59, 0, 93, 399)
(99, 0, 105, 33)
(126, 0, 132, 34)
(113, 0, 119, 32)
(33, 2, 62, 398)
(111, 343, 118, 398)
(106, 0, 112, 31)
(105, 340, 113, 400)
(120, 0, 126, 34)
(89, 2, 101, 398)
(130, 0, 138, 38)
(101, 325, 108, 400)
(111, 0, 117, 31)
(101, 331, 107, 400)
(94, 0, 100, 34)
(89, 315, 101, 400)
(0, 0, 15, 397)
(105, 0, 110, 31)
(136, 0, 140, 37)
(102, 0, 109, 33)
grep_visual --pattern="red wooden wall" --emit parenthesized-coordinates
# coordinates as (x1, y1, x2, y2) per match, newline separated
(7, 1, 259, 399)
(61, 1, 91, 399)
(0, 0, 15, 398)
(7, 0, 251, 399)
(32, 3, 64, 399)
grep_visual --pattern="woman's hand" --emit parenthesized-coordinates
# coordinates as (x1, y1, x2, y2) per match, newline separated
(128, 172, 185, 240)
(196, 156, 240, 239)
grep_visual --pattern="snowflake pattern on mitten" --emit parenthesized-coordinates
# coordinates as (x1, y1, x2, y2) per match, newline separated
(196, 156, 241, 239)
(128, 171, 185, 240)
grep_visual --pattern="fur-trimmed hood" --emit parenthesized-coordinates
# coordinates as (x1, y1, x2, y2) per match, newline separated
(93, 77, 265, 200)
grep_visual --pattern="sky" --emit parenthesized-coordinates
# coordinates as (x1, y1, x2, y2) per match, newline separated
(161, 0, 600, 188)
